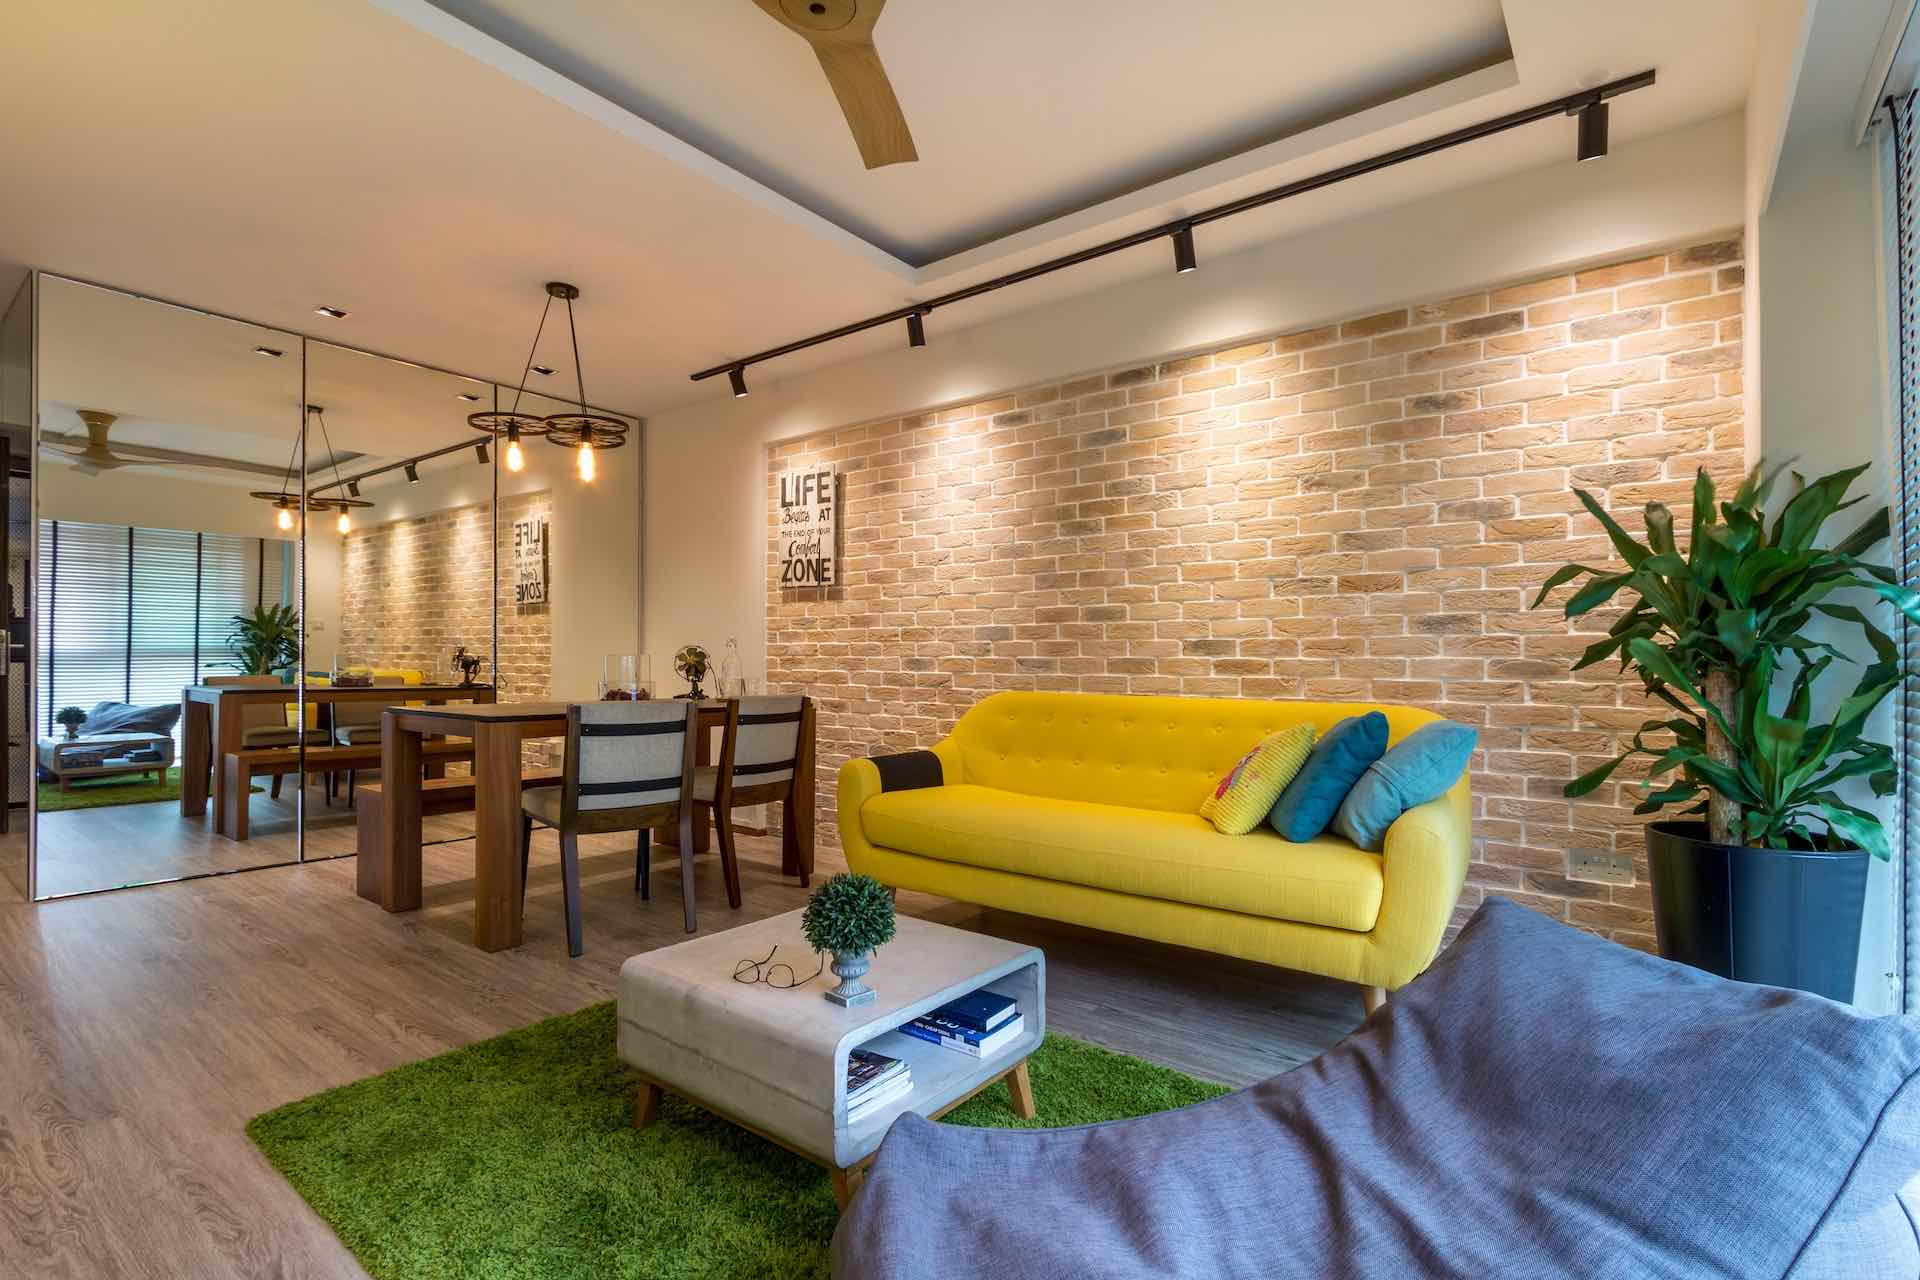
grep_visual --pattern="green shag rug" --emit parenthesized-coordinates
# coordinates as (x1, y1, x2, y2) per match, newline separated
(37, 766, 263, 813)
(248, 1001, 1228, 1280)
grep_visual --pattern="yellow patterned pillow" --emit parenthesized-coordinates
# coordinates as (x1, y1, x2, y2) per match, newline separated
(1199, 725, 1317, 835)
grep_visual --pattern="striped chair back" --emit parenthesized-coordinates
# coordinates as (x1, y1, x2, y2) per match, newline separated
(569, 700, 695, 812)
(730, 695, 805, 788)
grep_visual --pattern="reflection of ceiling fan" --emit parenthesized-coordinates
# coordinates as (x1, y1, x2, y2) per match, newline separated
(43, 409, 287, 479)
(752, 0, 916, 169)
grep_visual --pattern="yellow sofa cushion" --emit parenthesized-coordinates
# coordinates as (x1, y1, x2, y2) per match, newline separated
(1200, 724, 1315, 834)
(860, 784, 1383, 932)
(947, 690, 1441, 815)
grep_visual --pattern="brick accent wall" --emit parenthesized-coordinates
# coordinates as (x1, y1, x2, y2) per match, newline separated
(340, 489, 552, 706)
(767, 237, 1745, 950)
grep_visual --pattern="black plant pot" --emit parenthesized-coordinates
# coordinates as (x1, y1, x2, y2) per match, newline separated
(1646, 821, 1867, 1001)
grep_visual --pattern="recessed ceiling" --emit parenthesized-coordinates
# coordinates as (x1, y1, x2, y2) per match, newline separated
(0, 1, 1756, 418)
(424, 0, 1515, 265)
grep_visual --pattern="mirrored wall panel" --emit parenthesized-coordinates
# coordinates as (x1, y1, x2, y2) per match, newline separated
(33, 276, 306, 896)
(1, 278, 33, 902)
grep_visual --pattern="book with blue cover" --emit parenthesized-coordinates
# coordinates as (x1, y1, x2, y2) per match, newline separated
(899, 1012, 1026, 1059)
(930, 989, 1017, 1034)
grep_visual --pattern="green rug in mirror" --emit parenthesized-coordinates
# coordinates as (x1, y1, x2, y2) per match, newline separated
(247, 1001, 1227, 1280)
(38, 766, 264, 813)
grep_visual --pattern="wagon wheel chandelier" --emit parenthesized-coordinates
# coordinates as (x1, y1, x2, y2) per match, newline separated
(470, 281, 627, 481)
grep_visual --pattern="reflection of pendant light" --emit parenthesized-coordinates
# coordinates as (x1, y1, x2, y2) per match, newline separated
(471, 282, 627, 481)
(251, 405, 308, 533)
(277, 506, 294, 531)
(336, 506, 351, 534)
(300, 406, 370, 535)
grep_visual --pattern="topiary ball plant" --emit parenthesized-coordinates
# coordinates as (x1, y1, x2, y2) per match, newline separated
(801, 872, 897, 958)
(55, 706, 88, 740)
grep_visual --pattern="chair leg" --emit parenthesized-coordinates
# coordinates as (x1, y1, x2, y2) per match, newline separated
(715, 805, 743, 911)
(348, 768, 357, 808)
(677, 806, 698, 933)
(560, 830, 584, 958)
(270, 774, 283, 799)
(520, 813, 534, 906)
(635, 827, 651, 900)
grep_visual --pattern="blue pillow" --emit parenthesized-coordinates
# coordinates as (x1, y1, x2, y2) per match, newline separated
(1331, 720, 1477, 851)
(1267, 711, 1388, 841)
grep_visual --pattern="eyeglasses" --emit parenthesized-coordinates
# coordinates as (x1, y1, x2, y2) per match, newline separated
(732, 944, 823, 989)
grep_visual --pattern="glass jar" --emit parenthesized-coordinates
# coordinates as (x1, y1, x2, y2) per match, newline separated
(717, 637, 745, 699)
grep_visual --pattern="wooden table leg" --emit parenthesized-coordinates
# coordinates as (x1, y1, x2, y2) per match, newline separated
(1005, 1059, 1036, 1120)
(471, 720, 525, 951)
(830, 1167, 858, 1212)
(180, 696, 211, 818)
(632, 1081, 661, 1129)
(364, 710, 424, 912)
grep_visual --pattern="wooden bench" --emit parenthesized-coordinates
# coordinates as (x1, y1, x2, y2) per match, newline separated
(354, 769, 562, 901)
(222, 740, 475, 840)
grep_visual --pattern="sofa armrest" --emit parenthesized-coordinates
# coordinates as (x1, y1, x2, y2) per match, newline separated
(836, 740, 963, 877)
(1371, 778, 1472, 987)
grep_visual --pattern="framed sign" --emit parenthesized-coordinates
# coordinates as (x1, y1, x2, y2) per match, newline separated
(778, 464, 837, 587)
(513, 516, 548, 606)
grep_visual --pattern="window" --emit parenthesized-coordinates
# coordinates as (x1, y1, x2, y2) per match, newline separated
(37, 519, 293, 741)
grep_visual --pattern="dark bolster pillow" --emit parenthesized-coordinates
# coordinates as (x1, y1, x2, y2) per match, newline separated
(868, 750, 942, 792)
(833, 898, 1920, 1280)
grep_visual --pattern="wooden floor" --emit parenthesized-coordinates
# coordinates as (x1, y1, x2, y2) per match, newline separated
(0, 828, 1360, 1279)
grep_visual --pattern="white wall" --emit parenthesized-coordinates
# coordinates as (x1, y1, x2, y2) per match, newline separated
(643, 112, 1747, 687)
(1755, 0, 1906, 1012)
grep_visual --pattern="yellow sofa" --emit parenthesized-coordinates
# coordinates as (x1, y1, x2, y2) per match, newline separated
(837, 691, 1471, 995)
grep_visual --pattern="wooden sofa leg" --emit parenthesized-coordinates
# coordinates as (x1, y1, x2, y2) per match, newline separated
(1362, 986, 1386, 1017)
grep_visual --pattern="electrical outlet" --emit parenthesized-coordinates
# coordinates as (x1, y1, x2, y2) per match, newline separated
(1567, 847, 1635, 886)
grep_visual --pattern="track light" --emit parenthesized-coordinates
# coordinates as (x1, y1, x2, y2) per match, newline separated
(907, 311, 927, 349)
(404, 462, 420, 484)
(347, 479, 361, 498)
(505, 423, 524, 473)
(475, 442, 489, 464)
(1576, 100, 1608, 162)
(577, 441, 596, 481)
(729, 365, 749, 398)
(1171, 224, 1197, 274)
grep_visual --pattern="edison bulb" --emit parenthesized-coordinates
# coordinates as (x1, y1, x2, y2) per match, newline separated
(577, 441, 595, 481)
(276, 507, 293, 531)
(505, 438, 525, 472)
(337, 510, 351, 534)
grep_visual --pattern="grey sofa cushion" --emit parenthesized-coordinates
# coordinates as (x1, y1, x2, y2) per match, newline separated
(81, 700, 181, 737)
(833, 898, 1920, 1280)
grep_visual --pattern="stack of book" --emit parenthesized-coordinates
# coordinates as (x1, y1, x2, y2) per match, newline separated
(900, 989, 1024, 1059)
(845, 1047, 911, 1122)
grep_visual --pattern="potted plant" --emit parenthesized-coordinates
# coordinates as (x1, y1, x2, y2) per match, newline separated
(226, 603, 300, 677)
(1534, 462, 1920, 998)
(801, 872, 897, 1007)
(54, 706, 88, 741)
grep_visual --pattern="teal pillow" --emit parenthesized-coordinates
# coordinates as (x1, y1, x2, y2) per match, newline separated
(1267, 712, 1388, 841)
(1331, 720, 1477, 852)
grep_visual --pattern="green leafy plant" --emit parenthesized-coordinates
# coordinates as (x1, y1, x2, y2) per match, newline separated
(54, 705, 87, 737)
(226, 603, 300, 676)
(800, 873, 897, 956)
(1533, 461, 1920, 858)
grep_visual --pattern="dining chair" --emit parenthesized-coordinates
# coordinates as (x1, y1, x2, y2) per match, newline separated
(688, 694, 810, 902)
(519, 699, 708, 957)
(204, 674, 328, 799)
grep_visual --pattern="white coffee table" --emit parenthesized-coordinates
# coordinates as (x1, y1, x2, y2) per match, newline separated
(616, 909, 1045, 1208)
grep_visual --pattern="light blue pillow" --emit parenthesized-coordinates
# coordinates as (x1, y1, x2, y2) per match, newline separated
(1331, 720, 1476, 851)
(1267, 712, 1388, 841)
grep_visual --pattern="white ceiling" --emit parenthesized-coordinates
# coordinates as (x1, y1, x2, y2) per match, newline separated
(0, 1, 1756, 424)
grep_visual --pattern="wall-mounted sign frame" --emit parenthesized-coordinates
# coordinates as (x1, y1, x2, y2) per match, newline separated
(778, 464, 836, 587)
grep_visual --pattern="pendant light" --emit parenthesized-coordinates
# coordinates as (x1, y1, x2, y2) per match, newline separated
(300, 406, 370, 535)
(468, 286, 555, 470)
(535, 282, 628, 483)
(251, 403, 309, 533)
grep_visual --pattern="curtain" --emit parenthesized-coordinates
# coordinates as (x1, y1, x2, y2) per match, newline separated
(1887, 91, 1919, 1012)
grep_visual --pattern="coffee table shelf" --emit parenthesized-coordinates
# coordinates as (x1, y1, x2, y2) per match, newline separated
(617, 910, 1046, 1208)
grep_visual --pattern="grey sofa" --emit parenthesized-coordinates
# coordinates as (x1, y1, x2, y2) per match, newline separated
(835, 899, 1920, 1280)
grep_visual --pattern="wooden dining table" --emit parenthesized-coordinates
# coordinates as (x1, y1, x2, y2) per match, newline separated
(357, 699, 815, 952)
(179, 681, 495, 838)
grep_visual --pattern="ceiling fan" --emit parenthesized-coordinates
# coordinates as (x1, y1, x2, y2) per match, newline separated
(752, 0, 916, 169)
(43, 410, 287, 479)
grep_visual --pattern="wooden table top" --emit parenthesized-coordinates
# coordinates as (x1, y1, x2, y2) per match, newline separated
(391, 698, 731, 725)
(184, 683, 494, 699)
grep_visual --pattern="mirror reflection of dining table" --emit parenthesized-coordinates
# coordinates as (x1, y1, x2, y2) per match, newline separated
(356, 699, 816, 951)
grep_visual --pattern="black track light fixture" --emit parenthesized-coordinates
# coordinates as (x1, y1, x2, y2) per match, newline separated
(1575, 99, 1608, 162)
(907, 310, 927, 349)
(346, 479, 361, 498)
(1171, 224, 1197, 275)
(475, 442, 489, 464)
(404, 462, 420, 484)
(729, 365, 749, 398)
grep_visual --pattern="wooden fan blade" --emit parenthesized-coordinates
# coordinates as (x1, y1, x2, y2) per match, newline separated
(813, 40, 916, 168)
(750, 0, 916, 168)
